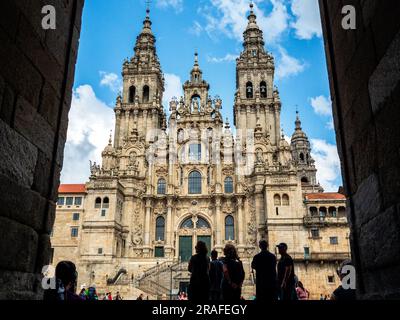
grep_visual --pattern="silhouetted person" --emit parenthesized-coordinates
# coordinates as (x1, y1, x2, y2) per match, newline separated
(209, 249, 223, 300)
(331, 259, 356, 301)
(277, 243, 296, 300)
(251, 240, 278, 301)
(43, 261, 83, 301)
(221, 244, 245, 302)
(188, 241, 210, 302)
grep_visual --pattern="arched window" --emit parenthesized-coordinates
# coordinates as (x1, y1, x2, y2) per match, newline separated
(300, 153, 305, 162)
(301, 177, 309, 183)
(329, 207, 337, 217)
(157, 178, 166, 195)
(188, 170, 202, 194)
(102, 197, 109, 209)
(155, 216, 165, 241)
(224, 177, 234, 194)
(338, 206, 346, 217)
(246, 82, 253, 99)
(95, 197, 102, 208)
(225, 215, 235, 240)
(196, 217, 211, 229)
(274, 194, 281, 206)
(143, 85, 150, 103)
(319, 207, 327, 217)
(260, 81, 267, 98)
(129, 86, 136, 103)
(282, 194, 289, 206)
(310, 207, 318, 217)
(189, 144, 201, 161)
(181, 217, 194, 229)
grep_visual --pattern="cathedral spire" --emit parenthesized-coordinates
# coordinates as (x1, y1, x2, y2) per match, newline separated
(295, 110, 302, 130)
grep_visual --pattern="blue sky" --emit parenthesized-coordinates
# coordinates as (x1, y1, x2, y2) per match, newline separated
(61, 0, 343, 192)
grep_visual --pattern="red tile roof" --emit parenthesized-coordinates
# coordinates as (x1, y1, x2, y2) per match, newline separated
(58, 184, 86, 194)
(305, 193, 346, 200)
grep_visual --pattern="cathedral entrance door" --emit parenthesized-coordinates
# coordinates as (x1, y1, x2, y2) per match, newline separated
(197, 236, 211, 257)
(179, 236, 193, 262)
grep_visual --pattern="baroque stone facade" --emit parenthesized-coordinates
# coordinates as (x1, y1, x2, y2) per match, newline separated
(51, 5, 350, 299)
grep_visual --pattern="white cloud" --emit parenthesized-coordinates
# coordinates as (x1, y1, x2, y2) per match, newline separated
(310, 95, 332, 116)
(99, 71, 122, 93)
(276, 46, 306, 79)
(311, 139, 342, 192)
(156, 0, 183, 13)
(326, 118, 334, 130)
(291, 0, 322, 40)
(163, 73, 183, 108)
(190, 21, 204, 36)
(61, 85, 115, 183)
(207, 53, 238, 63)
(201, 0, 289, 45)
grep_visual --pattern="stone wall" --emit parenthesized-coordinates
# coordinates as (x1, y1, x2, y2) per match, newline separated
(319, 0, 400, 299)
(0, 0, 84, 299)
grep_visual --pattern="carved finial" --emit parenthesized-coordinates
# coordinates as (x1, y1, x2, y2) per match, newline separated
(146, 0, 151, 16)
(109, 131, 112, 145)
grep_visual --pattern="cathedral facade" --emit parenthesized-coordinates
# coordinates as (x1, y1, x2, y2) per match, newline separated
(51, 5, 350, 299)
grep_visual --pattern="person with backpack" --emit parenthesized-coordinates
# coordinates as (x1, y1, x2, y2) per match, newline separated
(209, 249, 223, 300)
(221, 244, 245, 302)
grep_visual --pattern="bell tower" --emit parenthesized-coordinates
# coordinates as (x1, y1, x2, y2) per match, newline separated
(114, 8, 166, 148)
(234, 3, 281, 145)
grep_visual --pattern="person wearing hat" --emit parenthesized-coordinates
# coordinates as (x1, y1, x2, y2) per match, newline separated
(276, 243, 296, 301)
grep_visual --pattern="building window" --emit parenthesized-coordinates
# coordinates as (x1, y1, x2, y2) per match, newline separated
(155, 247, 165, 258)
(338, 206, 346, 217)
(260, 81, 267, 98)
(129, 85, 136, 103)
(95, 197, 102, 208)
(311, 228, 320, 239)
(276, 207, 279, 216)
(328, 275, 335, 284)
(329, 207, 337, 217)
(301, 177, 309, 183)
(282, 194, 289, 206)
(224, 177, 234, 194)
(103, 197, 109, 208)
(189, 144, 201, 161)
(330, 237, 339, 245)
(310, 207, 318, 217)
(181, 217, 194, 229)
(225, 215, 235, 241)
(188, 170, 202, 194)
(196, 217, 210, 229)
(304, 247, 310, 259)
(101, 209, 106, 217)
(74, 197, 82, 205)
(72, 213, 80, 221)
(71, 227, 79, 238)
(66, 197, 73, 206)
(300, 153, 305, 162)
(246, 82, 253, 99)
(157, 178, 166, 195)
(57, 197, 65, 205)
(98, 248, 103, 255)
(274, 194, 281, 206)
(155, 216, 165, 241)
(143, 85, 150, 103)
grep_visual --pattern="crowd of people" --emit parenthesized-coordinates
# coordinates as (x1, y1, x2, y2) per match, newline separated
(43, 241, 355, 301)
(186, 240, 355, 302)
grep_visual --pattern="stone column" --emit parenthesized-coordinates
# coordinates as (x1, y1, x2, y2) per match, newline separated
(125, 110, 130, 139)
(215, 197, 222, 250)
(114, 110, 121, 148)
(237, 196, 244, 245)
(144, 198, 152, 247)
(255, 190, 265, 241)
(166, 197, 174, 257)
(143, 110, 148, 136)
(274, 106, 280, 145)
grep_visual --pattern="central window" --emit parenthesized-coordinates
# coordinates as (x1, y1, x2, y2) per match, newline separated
(188, 170, 202, 194)
(189, 144, 201, 161)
